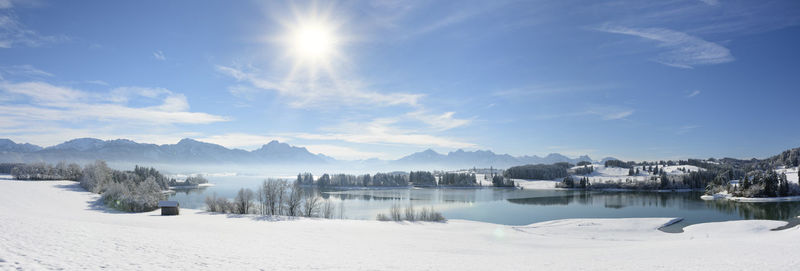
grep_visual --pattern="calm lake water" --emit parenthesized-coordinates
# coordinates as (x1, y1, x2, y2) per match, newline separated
(168, 175, 800, 230)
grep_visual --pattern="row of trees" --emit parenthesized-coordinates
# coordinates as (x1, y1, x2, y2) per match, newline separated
(295, 171, 484, 187)
(715, 170, 800, 198)
(409, 171, 436, 186)
(575, 165, 594, 175)
(491, 175, 516, 187)
(557, 176, 588, 189)
(438, 172, 477, 186)
(296, 172, 410, 187)
(168, 175, 209, 186)
(604, 160, 633, 168)
(504, 162, 571, 180)
(10, 162, 83, 180)
(205, 179, 342, 218)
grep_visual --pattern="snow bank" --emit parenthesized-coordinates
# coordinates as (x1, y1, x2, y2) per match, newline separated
(726, 195, 800, 202)
(701, 191, 800, 202)
(512, 179, 559, 189)
(1, 180, 799, 270)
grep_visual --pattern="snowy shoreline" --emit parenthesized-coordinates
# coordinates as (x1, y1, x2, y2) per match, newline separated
(169, 183, 215, 189)
(701, 193, 800, 202)
(2, 180, 799, 270)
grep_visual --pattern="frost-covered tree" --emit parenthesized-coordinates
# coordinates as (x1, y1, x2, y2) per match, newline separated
(234, 188, 254, 214)
(286, 187, 303, 216)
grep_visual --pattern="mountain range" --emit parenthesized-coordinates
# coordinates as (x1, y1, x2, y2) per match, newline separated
(0, 138, 608, 169)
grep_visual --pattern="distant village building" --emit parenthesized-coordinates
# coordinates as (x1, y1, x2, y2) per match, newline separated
(158, 201, 180, 215)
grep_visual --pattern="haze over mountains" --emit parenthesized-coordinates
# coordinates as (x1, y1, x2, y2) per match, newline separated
(0, 138, 606, 170)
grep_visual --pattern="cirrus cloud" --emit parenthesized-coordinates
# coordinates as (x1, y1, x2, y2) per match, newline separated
(596, 25, 734, 68)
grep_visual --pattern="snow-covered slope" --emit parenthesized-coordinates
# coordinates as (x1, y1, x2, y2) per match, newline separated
(1, 179, 798, 270)
(569, 164, 703, 184)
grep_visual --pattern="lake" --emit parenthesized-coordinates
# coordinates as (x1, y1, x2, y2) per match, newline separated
(168, 175, 800, 231)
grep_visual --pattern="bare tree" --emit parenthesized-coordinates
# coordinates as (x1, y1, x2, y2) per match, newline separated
(234, 188, 254, 214)
(321, 199, 335, 219)
(338, 200, 346, 219)
(286, 187, 303, 216)
(303, 196, 321, 217)
(257, 183, 267, 215)
(276, 180, 288, 215)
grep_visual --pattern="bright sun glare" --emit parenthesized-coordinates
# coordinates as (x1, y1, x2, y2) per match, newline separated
(276, 7, 346, 79)
(290, 22, 336, 60)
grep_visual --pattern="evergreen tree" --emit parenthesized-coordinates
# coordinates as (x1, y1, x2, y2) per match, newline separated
(579, 177, 588, 189)
(659, 173, 669, 189)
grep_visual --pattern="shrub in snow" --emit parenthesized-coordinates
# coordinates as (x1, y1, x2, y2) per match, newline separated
(377, 205, 445, 222)
(390, 205, 403, 221)
(404, 205, 416, 221)
(376, 213, 391, 221)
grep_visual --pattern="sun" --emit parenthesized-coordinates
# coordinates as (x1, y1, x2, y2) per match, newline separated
(272, 4, 348, 80)
(290, 22, 336, 60)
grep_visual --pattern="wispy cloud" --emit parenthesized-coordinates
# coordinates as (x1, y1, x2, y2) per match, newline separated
(0, 80, 228, 125)
(492, 83, 616, 98)
(303, 144, 388, 160)
(537, 105, 634, 121)
(676, 125, 701, 135)
(292, 117, 476, 149)
(0, 0, 13, 9)
(596, 25, 733, 68)
(686, 90, 701, 98)
(597, 109, 634, 120)
(698, 0, 719, 6)
(217, 65, 423, 108)
(0, 64, 53, 78)
(0, 12, 67, 48)
(153, 50, 166, 61)
(413, 9, 480, 36)
(405, 110, 472, 131)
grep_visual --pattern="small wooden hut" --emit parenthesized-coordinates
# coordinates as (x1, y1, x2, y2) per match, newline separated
(158, 201, 180, 215)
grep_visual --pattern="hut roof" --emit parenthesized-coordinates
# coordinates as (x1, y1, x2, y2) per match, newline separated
(158, 201, 179, 208)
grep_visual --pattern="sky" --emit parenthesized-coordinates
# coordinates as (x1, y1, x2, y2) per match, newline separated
(1, 0, 799, 161)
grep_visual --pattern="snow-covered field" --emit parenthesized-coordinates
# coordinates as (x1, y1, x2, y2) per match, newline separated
(512, 179, 559, 189)
(776, 166, 800, 184)
(1, 180, 799, 270)
(571, 164, 703, 184)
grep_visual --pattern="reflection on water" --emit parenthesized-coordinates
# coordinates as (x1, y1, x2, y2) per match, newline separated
(168, 176, 800, 226)
(705, 200, 800, 221)
(169, 186, 209, 196)
(506, 191, 800, 221)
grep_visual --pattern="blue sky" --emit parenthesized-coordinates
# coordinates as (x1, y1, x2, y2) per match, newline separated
(1, 0, 799, 161)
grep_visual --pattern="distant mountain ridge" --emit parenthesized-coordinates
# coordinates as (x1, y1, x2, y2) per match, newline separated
(0, 138, 607, 169)
(0, 138, 327, 165)
(396, 148, 595, 168)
